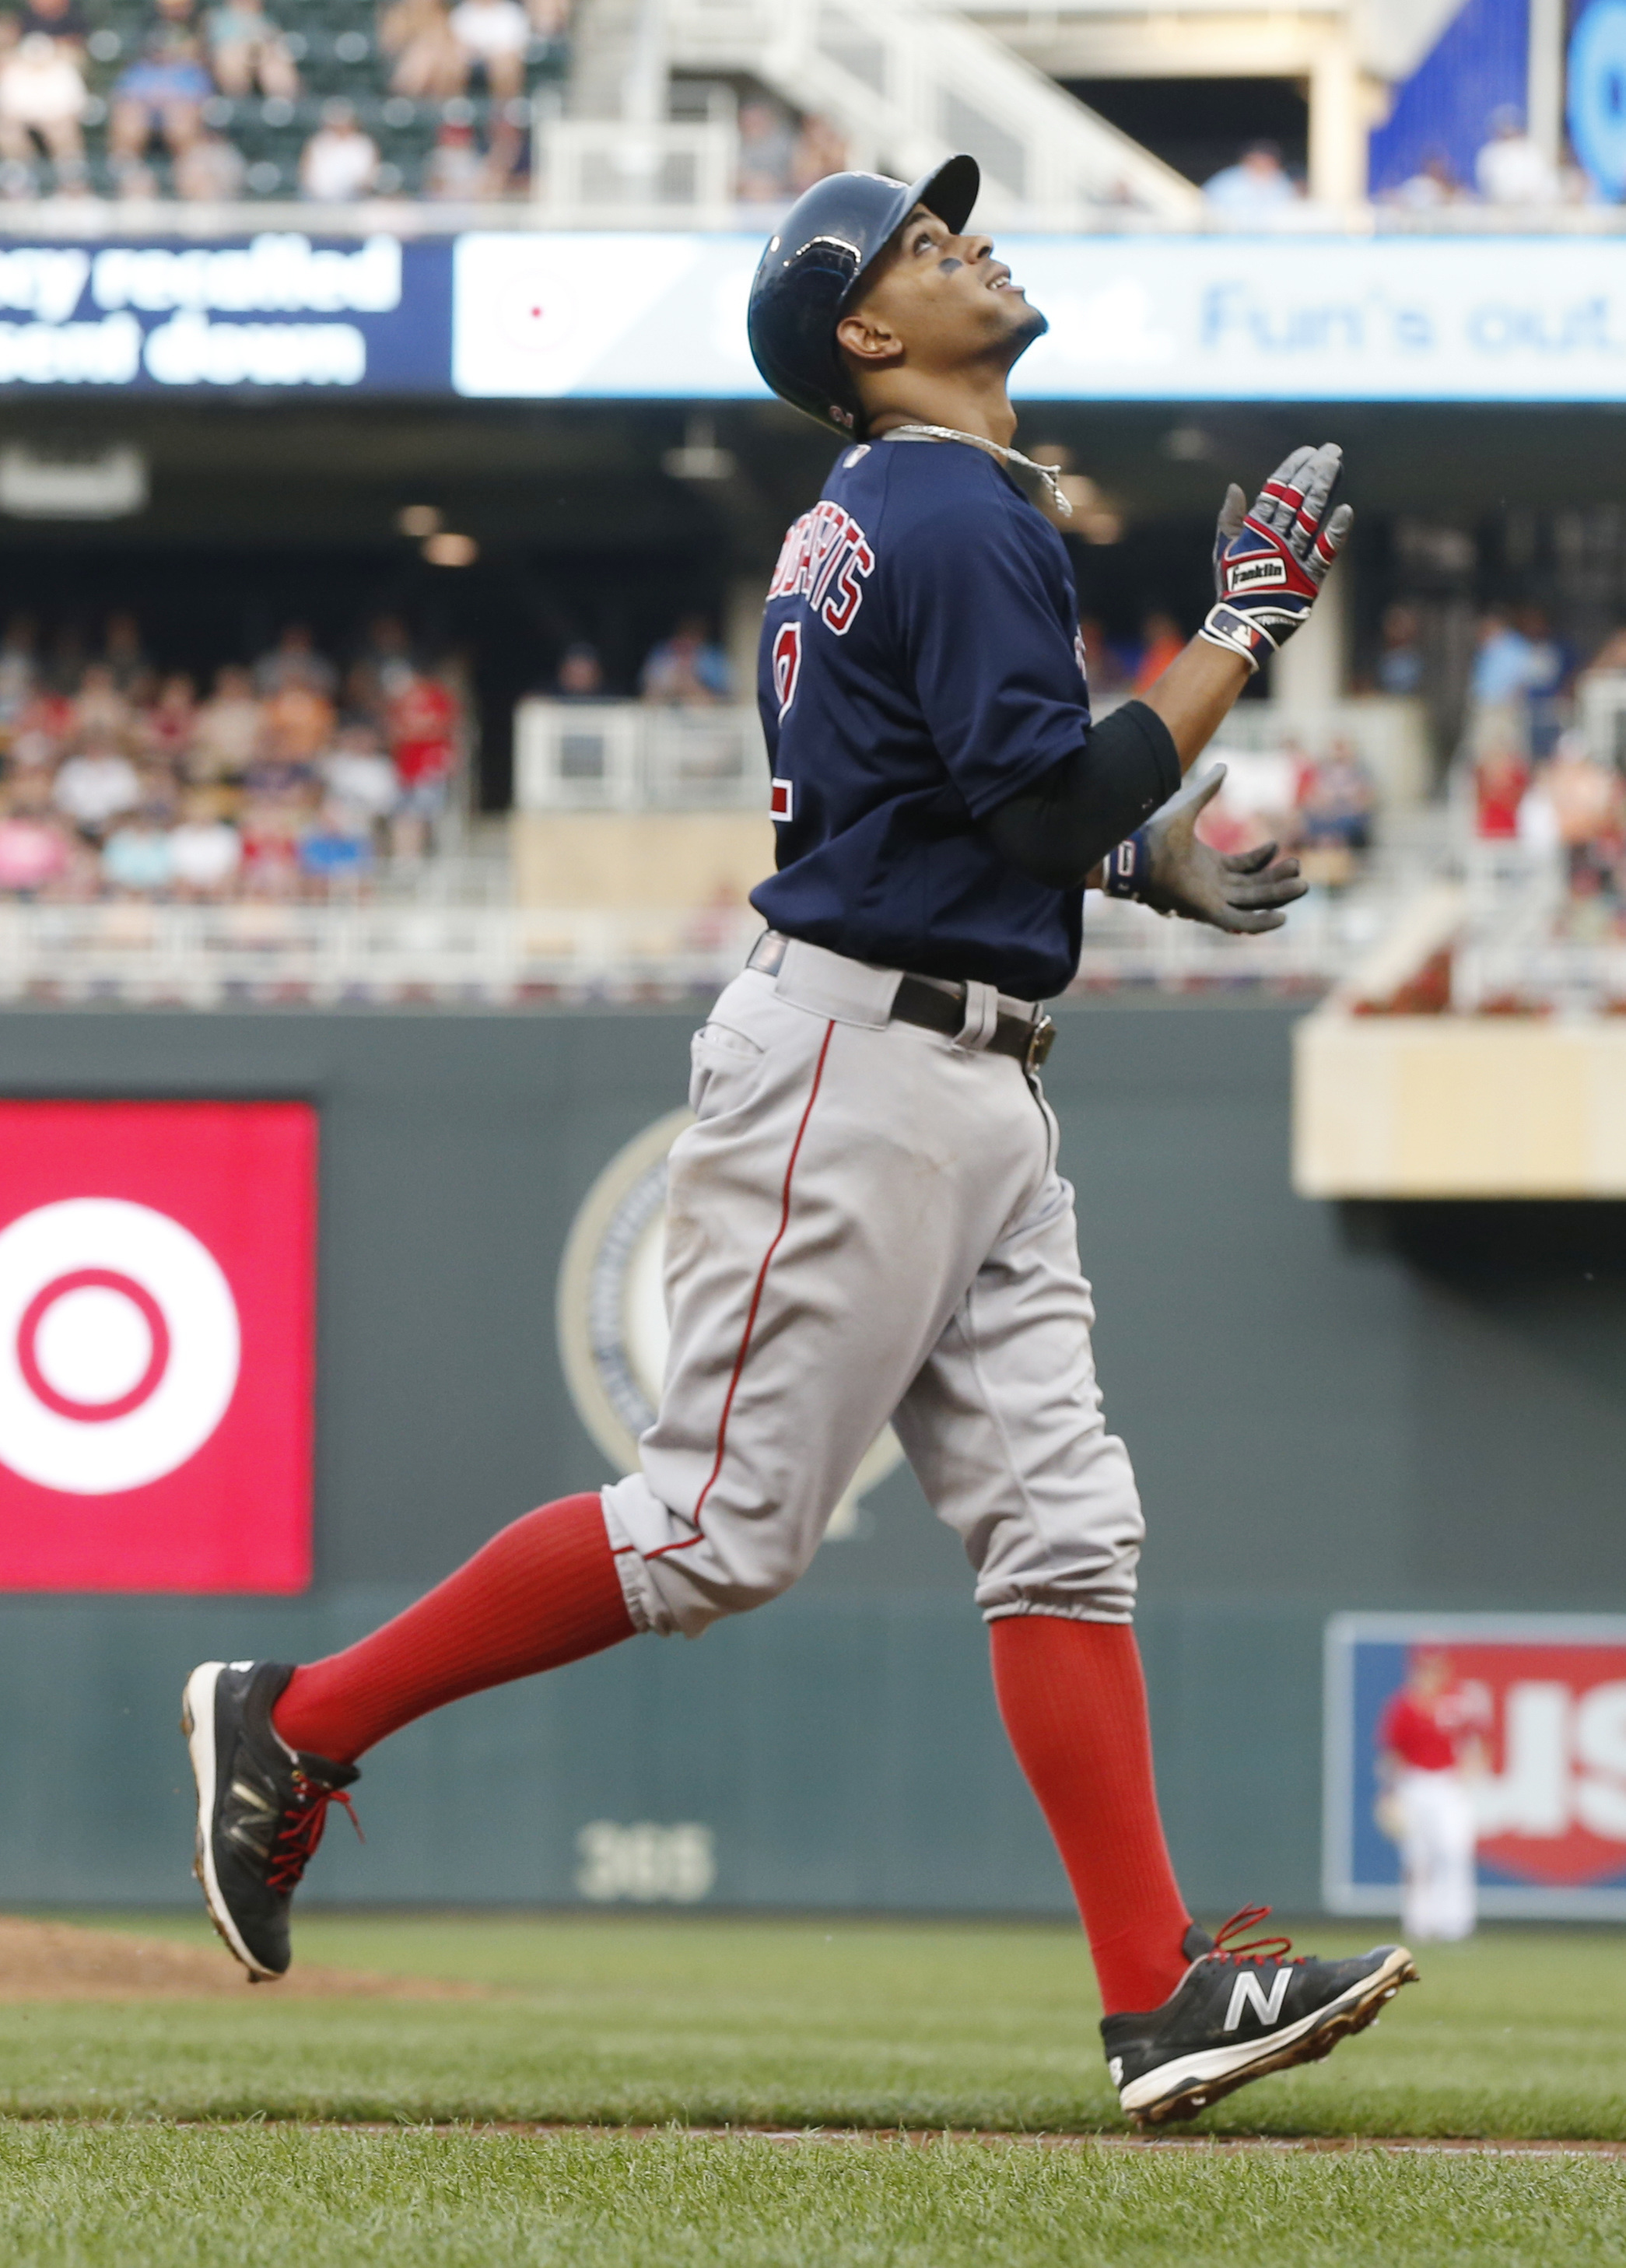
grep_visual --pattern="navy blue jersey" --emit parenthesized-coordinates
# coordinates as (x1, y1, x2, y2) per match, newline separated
(752, 435, 1090, 1001)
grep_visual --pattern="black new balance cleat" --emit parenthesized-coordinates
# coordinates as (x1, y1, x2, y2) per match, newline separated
(1101, 1908, 1418, 2127)
(180, 1660, 360, 1982)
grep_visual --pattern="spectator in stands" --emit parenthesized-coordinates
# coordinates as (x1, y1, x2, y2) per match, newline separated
(321, 721, 398, 826)
(54, 741, 141, 838)
(1375, 601, 1425, 696)
(72, 662, 130, 746)
(0, 791, 68, 895)
(640, 615, 730, 705)
(109, 25, 211, 177)
(0, 26, 86, 184)
(255, 621, 338, 698)
(11, 683, 72, 772)
(138, 672, 198, 767)
(423, 118, 491, 200)
(1075, 616, 1129, 706)
(790, 112, 846, 193)
(386, 665, 460, 852)
(0, 614, 34, 726)
(19, 0, 85, 52)
(524, 0, 566, 31)
(205, 0, 296, 97)
(1299, 739, 1375, 854)
(1203, 138, 1298, 213)
(299, 100, 380, 202)
(1474, 743, 1530, 839)
(102, 611, 147, 689)
(1475, 107, 1558, 206)
(263, 675, 335, 769)
(102, 805, 173, 893)
(1389, 150, 1467, 209)
(447, 0, 527, 99)
(736, 98, 796, 203)
(167, 798, 241, 895)
(554, 640, 604, 698)
(189, 663, 261, 782)
(378, 0, 466, 99)
(174, 122, 244, 198)
(1131, 609, 1185, 695)
(298, 801, 373, 893)
(352, 612, 415, 706)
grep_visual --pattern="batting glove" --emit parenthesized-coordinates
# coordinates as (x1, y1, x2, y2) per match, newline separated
(1104, 766, 1308, 934)
(1199, 443, 1353, 674)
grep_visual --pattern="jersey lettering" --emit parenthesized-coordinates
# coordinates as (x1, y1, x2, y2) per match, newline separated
(768, 501, 876, 636)
(772, 621, 802, 719)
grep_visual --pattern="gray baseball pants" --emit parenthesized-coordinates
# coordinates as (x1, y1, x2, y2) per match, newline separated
(602, 936, 1144, 1639)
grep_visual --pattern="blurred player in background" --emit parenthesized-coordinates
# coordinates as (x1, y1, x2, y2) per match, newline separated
(1380, 1647, 1487, 1943)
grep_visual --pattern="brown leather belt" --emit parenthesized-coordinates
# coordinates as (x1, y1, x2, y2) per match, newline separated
(747, 932, 1055, 1074)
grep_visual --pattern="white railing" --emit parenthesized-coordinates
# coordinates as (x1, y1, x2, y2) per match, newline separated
(0, 891, 1388, 1005)
(534, 121, 740, 225)
(662, 0, 1201, 223)
(514, 699, 769, 812)
(0, 899, 765, 1006)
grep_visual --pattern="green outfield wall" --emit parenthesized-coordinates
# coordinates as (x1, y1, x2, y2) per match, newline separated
(0, 1001, 1621, 1917)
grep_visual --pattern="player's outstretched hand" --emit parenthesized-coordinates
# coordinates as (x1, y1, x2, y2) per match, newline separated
(1200, 442, 1354, 674)
(1140, 766, 1308, 933)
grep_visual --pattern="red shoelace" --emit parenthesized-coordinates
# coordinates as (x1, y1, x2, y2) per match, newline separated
(266, 1772, 363, 1895)
(1207, 1905, 1300, 1965)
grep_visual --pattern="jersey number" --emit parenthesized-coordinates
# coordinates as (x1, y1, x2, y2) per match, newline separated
(772, 620, 802, 720)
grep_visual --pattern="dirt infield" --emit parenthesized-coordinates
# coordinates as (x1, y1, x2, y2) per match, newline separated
(0, 1917, 480, 2000)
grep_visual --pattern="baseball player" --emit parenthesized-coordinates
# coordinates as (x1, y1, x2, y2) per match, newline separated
(182, 156, 1417, 2125)
(1380, 1648, 1487, 1943)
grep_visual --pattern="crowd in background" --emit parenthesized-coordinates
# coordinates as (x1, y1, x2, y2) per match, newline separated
(0, 0, 864, 205)
(1205, 107, 1596, 214)
(548, 615, 734, 707)
(0, 0, 573, 201)
(0, 612, 468, 900)
(1456, 602, 1626, 935)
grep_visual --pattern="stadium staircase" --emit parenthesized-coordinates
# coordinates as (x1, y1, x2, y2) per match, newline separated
(568, 0, 1201, 223)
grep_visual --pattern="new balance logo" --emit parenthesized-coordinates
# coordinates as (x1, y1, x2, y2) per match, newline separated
(1223, 1968, 1291, 2031)
(1108, 2056, 1124, 2086)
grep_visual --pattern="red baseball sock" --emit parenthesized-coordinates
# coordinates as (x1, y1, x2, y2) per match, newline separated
(271, 1492, 635, 1765)
(990, 1615, 1192, 2017)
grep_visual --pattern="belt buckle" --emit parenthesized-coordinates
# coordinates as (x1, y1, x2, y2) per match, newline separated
(1025, 1011, 1055, 1074)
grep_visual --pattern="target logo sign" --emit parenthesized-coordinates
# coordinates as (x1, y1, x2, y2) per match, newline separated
(0, 1102, 315, 1592)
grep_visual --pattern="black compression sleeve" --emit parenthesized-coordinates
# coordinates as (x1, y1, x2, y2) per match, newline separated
(981, 699, 1181, 890)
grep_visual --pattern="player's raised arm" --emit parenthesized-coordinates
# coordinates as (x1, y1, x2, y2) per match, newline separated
(984, 443, 1352, 931)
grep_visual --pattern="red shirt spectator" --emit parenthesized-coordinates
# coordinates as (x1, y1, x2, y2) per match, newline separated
(1476, 750, 1529, 838)
(1380, 1690, 1460, 1772)
(388, 672, 457, 786)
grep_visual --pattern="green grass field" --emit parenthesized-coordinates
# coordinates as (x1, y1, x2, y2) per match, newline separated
(4, 1912, 1625, 2265)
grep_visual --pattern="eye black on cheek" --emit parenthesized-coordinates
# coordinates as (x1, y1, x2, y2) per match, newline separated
(938, 256, 963, 274)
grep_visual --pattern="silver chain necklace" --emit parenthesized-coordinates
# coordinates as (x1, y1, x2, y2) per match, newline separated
(881, 423, 1072, 517)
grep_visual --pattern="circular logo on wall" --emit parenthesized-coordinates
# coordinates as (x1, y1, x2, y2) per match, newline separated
(556, 1110, 901, 1534)
(0, 1197, 241, 1495)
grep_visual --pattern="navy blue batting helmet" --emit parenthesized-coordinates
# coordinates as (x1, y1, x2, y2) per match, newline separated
(747, 155, 980, 438)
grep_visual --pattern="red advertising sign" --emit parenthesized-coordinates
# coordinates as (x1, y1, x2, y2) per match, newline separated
(0, 1102, 315, 1592)
(1326, 1614, 1626, 1918)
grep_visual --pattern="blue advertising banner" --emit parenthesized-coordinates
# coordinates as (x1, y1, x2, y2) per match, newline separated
(1323, 1612, 1626, 1921)
(0, 234, 451, 392)
(451, 231, 1626, 405)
